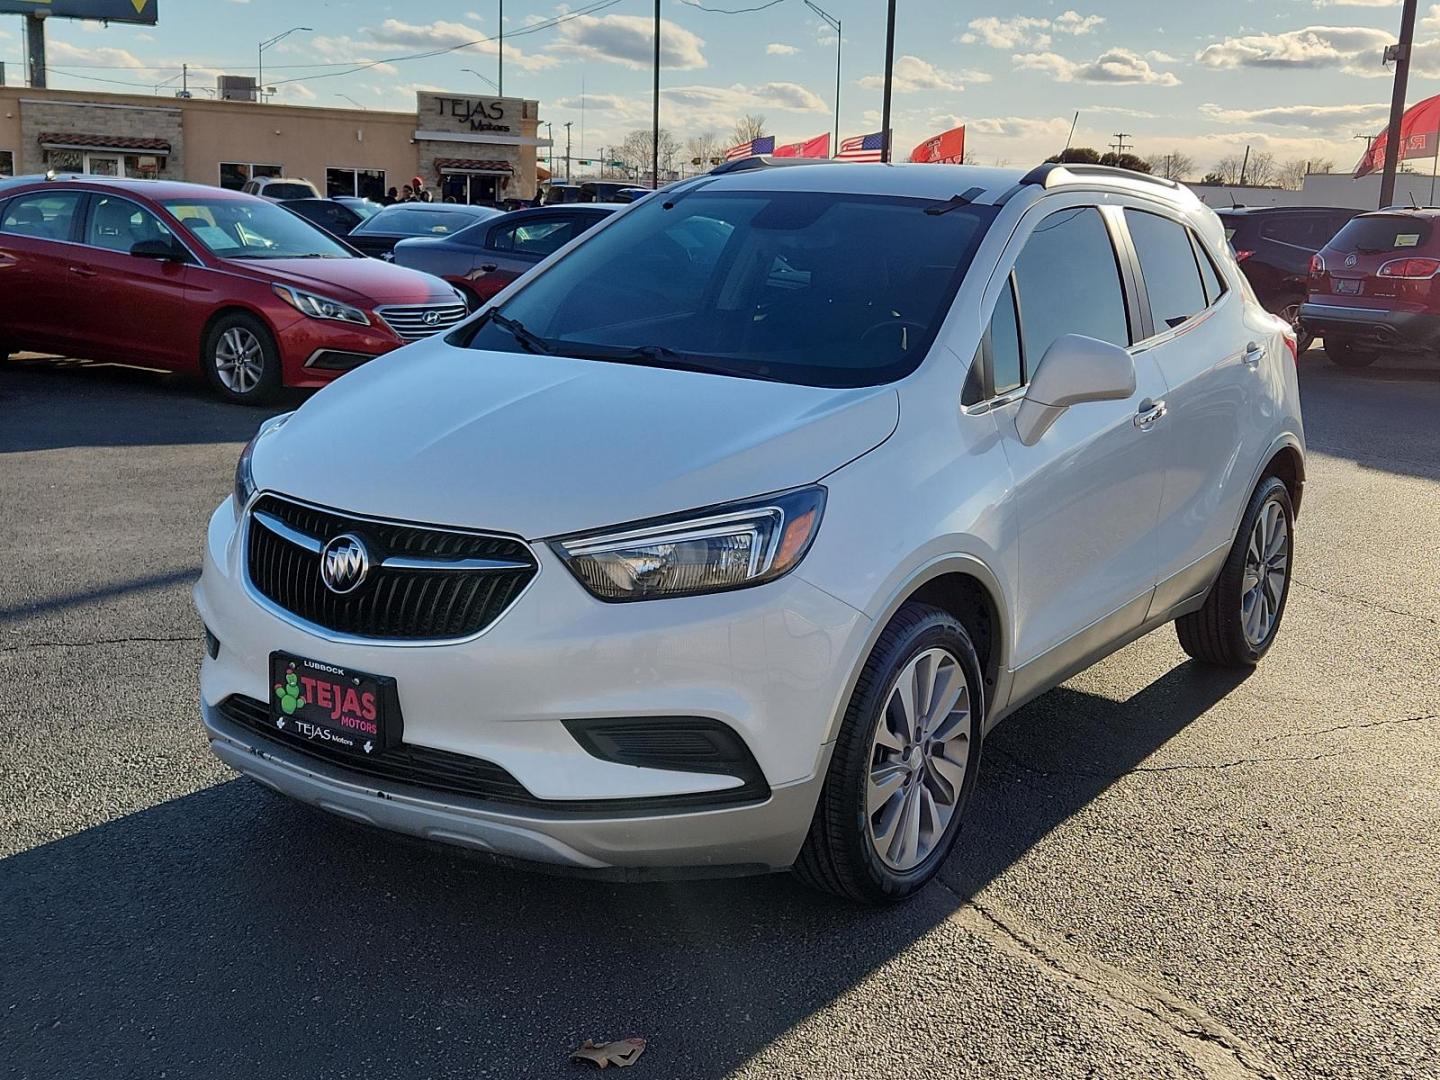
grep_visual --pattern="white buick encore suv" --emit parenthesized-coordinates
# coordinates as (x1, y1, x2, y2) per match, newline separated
(196, 160, 1305, 902)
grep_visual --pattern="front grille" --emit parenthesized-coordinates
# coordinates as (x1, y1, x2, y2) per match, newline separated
(246, 493, 537, 641)
(377, 303, 468, 341)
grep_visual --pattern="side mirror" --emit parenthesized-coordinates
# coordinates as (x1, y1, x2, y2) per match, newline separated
(1014, 334, 1136, 446)
(130, 238, 187, 262)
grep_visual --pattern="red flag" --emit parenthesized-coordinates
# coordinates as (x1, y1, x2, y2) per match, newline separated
(774, 133, 831, 158)
(909, 125, 966, 165)
(1355, 94, 1440, 177)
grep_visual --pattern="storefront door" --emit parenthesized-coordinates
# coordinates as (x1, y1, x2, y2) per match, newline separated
(440, 174, 502, 206)
(86, 154, 123, 177)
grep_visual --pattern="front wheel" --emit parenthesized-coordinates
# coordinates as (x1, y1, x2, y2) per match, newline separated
(794, 603, 984, 903)
(1325, 335, 1378, 369)
(202, 313, 282, 405)
(1276, 298, 1313, 354)
(1176, 476, 1294, 667)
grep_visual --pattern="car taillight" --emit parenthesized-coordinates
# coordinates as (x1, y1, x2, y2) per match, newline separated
(1234, 250, 1255, 262)
(1309, 253, 1326, 275)
(1377, 256, 1440, 279)
(1282, 335, 1299, 366)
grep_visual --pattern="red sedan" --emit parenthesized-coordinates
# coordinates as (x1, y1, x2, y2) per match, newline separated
(0, 177, 465, 404)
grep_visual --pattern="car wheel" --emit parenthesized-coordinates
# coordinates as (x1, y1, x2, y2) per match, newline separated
(795, 602, 984, 904)
(1176, 476, 1294, 667)
(1325, 335, 1378, 369)
(202, 313, 282, 405)
(1276, 298, 1313, 353)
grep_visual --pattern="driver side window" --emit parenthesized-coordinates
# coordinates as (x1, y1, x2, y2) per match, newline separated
(85, 195, 174, 254)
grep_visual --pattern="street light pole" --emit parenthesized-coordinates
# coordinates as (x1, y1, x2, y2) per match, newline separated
(1380, 0, 1419, 208)
(564, 120, 573, 183)
(651, 0, 661, 188)
(879, 0, 896, 162)
(258, 26, 312, 104)
(462, 67, 500, 93)
(498, 0, 504, 97)
(803, 1, 841, 157)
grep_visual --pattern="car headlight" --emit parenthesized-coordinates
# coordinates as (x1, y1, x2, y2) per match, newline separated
(552, 486, 826, 601)
(272, 284, 370, 326)
(233, 412, 293, 518)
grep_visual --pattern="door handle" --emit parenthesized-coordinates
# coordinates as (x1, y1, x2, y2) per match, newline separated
(69, 264, 98, 277)
(1243, 341, 1266, 366)
(1134, 398, 1167, 429)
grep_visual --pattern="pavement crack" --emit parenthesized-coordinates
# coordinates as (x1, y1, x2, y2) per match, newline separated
(0, 635, 196, 654)
(1257, 713, 1438, 744)
(987, 748, 1352, 782)
(937, 885, 1289, 1080)
(1289, 578, 1436, 624)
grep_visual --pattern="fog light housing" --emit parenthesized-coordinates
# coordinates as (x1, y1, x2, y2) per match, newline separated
(203, 625, 221, 660)
(563, 717, 769, 801)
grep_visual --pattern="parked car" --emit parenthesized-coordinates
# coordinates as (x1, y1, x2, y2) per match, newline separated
(281, 197, 367, 238)
(1217, 205, 1359, 351)
(0, 177, 467, 404)
(579, 181, 631, 202)
(346, 202, 501, 260)
(541, 183, 583, 205)
(612, 187, 653, 204)
(241, 176, 321, 201)
(1301, 208, 1440, 368)
(197, 161, 1304, 903)
(333, 196, 381, 221)
(392, 203, 620, 306)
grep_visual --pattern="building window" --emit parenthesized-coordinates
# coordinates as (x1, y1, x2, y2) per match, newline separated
(220, 162, 283, 191)
(326, 167, 386, 201)
(0, 151, 13, 177)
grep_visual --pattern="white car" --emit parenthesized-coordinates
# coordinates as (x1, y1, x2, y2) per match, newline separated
(195, 161, 1305, 902)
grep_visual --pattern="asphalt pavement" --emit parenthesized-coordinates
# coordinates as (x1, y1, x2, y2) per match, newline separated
(1, 352, 1437, 1080)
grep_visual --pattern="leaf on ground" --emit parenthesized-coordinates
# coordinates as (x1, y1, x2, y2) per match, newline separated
(570, 1037, 647, 1069)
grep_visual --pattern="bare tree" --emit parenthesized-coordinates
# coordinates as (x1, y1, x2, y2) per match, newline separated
(1209, 155, 1245, 185)
(616, 127, 683, 183)
(1147, 149, 1195, 181)
(1276, 158, 1310, 191)
(1310, 157, 1336, 175)
(658, 129, 682, 180)
(1244, 151, 1277, 187)
(686, 131, 724, 170)
(731, 113, 768, 145)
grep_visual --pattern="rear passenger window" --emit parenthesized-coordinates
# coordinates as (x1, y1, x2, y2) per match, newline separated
(1013, 206, 1130, 365)
(1126, 210, 1207, 332)
(1, 191, 83, 241)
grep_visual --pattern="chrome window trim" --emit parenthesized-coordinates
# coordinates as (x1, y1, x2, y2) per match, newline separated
(240, 491, 542, 648)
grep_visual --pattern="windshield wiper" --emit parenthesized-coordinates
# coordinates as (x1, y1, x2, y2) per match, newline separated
(486, 310, 554, 355)
(558, 341, 785, 382)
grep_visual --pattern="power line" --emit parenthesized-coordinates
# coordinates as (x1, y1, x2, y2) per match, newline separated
(680, 0, 787, 12)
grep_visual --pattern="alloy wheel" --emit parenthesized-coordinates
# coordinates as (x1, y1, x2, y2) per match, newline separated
(1241, 498, 1289, 646)
(1279, 302, 1312, 352)
(214, 327, 266, 395)
(866, 647, 972, 872)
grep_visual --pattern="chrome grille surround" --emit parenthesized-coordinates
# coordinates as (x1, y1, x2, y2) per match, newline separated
(376, 302, 469, 341)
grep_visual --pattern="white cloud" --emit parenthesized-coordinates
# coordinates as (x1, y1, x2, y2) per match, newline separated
(766, 43, 800, 56)
(1199, 101, 1390, 131)
(1053, 10, 1106, 34)
(964, 115, 1073, 140)
(1014, 47, 1180, 85)
(549, 14, 706, 71)
(960, 11, 1104, 48)
(664, 81, 827, 115)
(857, 55, 984, 93)
(1195, 25, 1391, 76)
(362, 17, 556, 71)
(1311, 0, 1398, 6)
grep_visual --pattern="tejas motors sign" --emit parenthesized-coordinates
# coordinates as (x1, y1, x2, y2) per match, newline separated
(418, 92, 524, 136)
(0, 0, 158, 25)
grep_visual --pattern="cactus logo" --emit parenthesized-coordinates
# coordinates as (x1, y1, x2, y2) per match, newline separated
(319, 533, 370, 594)
(274, 663, 307, 716)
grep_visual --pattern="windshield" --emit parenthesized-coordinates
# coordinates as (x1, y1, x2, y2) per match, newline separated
(263, 183, 317, 200)
(463, 188, 997, 387)
(162, 198, 353, 259)
(1330, 215, 1433, 254)
(356, 206, 487, 237)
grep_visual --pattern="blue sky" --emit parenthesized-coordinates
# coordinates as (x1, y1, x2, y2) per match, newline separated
(2, 1, 1432, 176)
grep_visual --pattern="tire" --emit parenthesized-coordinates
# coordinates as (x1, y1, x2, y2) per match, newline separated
(1276, 297, 1313, 354)
(1176, 476, 1294, 667)
(1325, 335, 1378, 369)
(795, 602, 985, 904)
(202, 312, 282, 405)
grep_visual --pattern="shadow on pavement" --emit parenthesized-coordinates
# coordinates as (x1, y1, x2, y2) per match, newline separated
(0, 568, 200, 626)
(1299, 355, 1440, 481)
(0, 356, 307, 453)
(0, 661, 1248, 1078)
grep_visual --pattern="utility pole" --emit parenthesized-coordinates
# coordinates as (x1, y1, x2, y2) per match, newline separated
(804, 1, 841, 158)
(1380, 0, 1419, 208)
(651, 0, 661, 187)
(879, 0, 897, 162)
(498, 0, 504, 96)
(564, 121, 573, 183)
(1354, 133, 1377, 153)
(1110, 132, 1132, 156)
(1239, 144, 1251, 186)
(25, 13, 46, 89)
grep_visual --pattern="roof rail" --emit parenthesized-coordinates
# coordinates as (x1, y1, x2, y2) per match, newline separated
(709, 155, 842, 175)
(1020, 162, 1180, 191)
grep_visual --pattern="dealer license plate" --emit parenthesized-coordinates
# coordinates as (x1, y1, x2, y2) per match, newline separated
(268, 652, 401, 758)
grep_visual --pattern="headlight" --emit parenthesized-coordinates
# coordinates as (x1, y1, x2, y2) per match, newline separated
(233, 412, 292, 518)
(272, 284, 369, 326)
(552, 486, 826, 601)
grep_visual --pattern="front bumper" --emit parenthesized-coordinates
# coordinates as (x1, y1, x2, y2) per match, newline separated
(195, 500, 868, 871)
(1299, 302, 1440, 348)
(273, 315, 402, 388)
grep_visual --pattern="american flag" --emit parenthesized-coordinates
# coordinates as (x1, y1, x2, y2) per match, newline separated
(725, 135, 776, 160)
(836, 131, 887, 162)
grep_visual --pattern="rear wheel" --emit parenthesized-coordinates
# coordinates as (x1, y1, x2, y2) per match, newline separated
(795, 603, 984, 903)
(202, 313, 282, 405)
(1325, 335, 1378, 369)
(1176, 476, 1294, 667)
(1276, 298, 1313, 354)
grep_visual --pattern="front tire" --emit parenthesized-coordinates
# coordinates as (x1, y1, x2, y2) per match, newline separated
(1176, 476, 1294, 667)
(795, 603, 984, 904)
(1325, 335, 1378, 369)
(202, 313, 282, 405)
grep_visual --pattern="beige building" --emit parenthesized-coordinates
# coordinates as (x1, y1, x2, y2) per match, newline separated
(0, 86, 547, 202)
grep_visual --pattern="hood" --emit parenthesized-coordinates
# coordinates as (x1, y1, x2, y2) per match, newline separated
(233, 256, 456, 306)
(253, 340, 899, 538)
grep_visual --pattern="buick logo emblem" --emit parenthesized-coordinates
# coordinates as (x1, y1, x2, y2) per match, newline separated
(319, 533, 370, 594)
(422, 310, 441, 326)
(1345, 253, 1358, 268)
